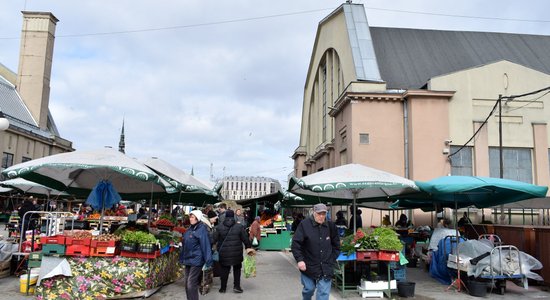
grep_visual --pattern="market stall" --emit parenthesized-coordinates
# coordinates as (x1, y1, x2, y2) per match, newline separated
(35, 251, 180, 299)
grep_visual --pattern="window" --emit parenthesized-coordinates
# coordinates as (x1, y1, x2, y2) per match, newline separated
(2, 152, 14, 169)
(359, 133, 369, 144)
(450, 146, 473, 176)
(22, 157, 32, 163)
(489, 147, 532, 183)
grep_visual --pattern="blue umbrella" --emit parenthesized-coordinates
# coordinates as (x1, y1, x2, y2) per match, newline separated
(86, 180, 121, 211)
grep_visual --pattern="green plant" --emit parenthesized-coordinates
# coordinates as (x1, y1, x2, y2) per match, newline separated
(121, 230, 157, 245)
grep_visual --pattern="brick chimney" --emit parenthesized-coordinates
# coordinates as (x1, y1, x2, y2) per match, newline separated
(15, 11, 58, 130)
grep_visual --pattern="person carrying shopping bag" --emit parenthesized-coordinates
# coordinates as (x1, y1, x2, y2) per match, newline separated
(213, 209, 254, 293)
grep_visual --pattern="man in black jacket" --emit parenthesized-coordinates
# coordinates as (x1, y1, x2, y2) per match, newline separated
(291, 203, 340, 300)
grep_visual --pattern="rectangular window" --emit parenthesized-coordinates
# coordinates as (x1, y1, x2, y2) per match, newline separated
(450, 146, 473, 176)
(2, 152, 14, 169)
(489, 147, 532, 183)
(22, 157, 32, 163)
(359, 133, 369, 144)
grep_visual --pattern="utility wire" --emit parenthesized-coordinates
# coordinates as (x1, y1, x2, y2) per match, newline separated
(506, 90, 550, 113)
(449, 86, 550, 158)
(448, 97, 500, 158)
(2, 5, 550, 40)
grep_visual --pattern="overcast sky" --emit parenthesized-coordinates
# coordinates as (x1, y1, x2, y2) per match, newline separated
(1, 0, 549, 187)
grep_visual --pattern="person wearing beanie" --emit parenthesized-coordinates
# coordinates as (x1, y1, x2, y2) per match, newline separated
(181, 210, 212, 300)
(213, 209, 254, 293)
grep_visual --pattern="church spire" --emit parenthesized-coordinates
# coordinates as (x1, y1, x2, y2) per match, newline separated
(118, 119, 125, 153)
(191, 166, 194, 176)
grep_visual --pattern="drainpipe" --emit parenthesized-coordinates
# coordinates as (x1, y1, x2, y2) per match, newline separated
(403, 98, 409, 179)
(403, 96, 413, 221)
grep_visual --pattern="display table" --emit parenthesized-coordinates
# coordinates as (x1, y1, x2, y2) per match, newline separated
(258, 230, 291, 250)
(35, 251, 181, 299)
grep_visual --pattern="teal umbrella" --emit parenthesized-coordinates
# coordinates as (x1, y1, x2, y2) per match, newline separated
(391, 176, 548, 209)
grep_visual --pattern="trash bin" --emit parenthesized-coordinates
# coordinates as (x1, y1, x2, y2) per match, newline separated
(397, 281, 415, 297)
(20, 273, 38, 294)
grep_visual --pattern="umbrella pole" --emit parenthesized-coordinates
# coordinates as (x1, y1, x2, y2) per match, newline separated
(99, 188, 106, 233)
(447, 199, 467, 292)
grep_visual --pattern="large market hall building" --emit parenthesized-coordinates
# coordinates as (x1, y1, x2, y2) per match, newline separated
(0, 11, 73, 179)
(292, 3, 550, 224)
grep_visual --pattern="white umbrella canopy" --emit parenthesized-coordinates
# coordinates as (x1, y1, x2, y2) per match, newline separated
(141, 157, 219, 205)
(288, 163, 420, 232)
(288, 164, 419, 203)
(1, 178, 69, 197)
(2, 148, 166, 200)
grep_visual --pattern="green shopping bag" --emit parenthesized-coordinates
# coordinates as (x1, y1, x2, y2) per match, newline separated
(244, 255, 256, 278)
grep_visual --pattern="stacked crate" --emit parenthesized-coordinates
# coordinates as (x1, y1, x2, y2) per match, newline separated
(40, 235, 66, 256)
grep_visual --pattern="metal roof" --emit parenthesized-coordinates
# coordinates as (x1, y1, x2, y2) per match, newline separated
(0, 74, 58, 138)
(369, 27, 550, 89)
(342, 4, 382, 82)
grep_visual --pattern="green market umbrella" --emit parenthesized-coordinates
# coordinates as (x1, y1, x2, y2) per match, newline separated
(391, 176, 548, 210)
(2, 148, 166, 200)
(1, 178, 69, 198)
(141, 157, 219, 205)
(288, 163, 419, 232)
(2, 148, 168, 231)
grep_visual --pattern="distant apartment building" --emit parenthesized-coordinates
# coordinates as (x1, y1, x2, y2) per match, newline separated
(0, 11, 73, 177)
(220, 176, 281, 200)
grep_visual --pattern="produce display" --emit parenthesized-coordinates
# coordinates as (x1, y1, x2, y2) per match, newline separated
(341, 227, 403, 255)
(93, 233, 121, 242)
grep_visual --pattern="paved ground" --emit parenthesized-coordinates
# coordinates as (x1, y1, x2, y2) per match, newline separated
(1, 224, 549, 299)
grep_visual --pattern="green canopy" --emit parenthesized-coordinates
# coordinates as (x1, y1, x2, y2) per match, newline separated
(391, 176, 548, 209)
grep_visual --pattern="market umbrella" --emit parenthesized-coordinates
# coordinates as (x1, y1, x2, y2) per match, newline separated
(288, 163, 419, 233)
(390, 175, 548, 291)
(391, 176, 548, 210)
(141, 157, 219, 205)
(1, 178, 69, 198)
(2, 148, 167, 231)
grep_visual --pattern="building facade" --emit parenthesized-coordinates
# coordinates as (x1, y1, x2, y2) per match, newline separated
(292, 3, 550, 225)
(220, 176, 281, 201)
(0, 11, 73, 177)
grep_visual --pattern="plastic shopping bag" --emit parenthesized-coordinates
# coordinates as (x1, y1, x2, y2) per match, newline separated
(243, 255, 256, 278)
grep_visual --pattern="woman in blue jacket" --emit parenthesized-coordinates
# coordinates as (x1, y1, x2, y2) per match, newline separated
(181, 210, 213, 300)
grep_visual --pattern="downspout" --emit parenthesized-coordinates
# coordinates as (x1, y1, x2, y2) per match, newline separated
(403, 96, 413, 222)
(403, 97, 409, 179)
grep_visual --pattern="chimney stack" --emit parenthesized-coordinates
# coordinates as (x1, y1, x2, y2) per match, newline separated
(15, 11, 58, 130)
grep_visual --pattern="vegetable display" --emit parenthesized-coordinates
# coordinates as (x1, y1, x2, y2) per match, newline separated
(341, 227, 403, 253)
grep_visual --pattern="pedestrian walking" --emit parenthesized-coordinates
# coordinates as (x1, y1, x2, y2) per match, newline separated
(213, 209, 254, 293)
(291, 203, 340, 300)
(180, 210, 213, 300)
(249, 216, 262, 248)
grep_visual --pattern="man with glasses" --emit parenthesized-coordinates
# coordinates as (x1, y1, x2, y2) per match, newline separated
(291, 203, 340, 300)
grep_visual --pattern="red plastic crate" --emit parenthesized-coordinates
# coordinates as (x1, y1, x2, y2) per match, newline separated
(65, 244, 91, 256)
(378, 250, 399, 262)
(40, 235, 66, 245)
(356, 250, 378, 261)
(120, 250, 159, 259)
(90, 246, 119, 257)
(91, 240, 117, 248)
(65, 237, 91, 246)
